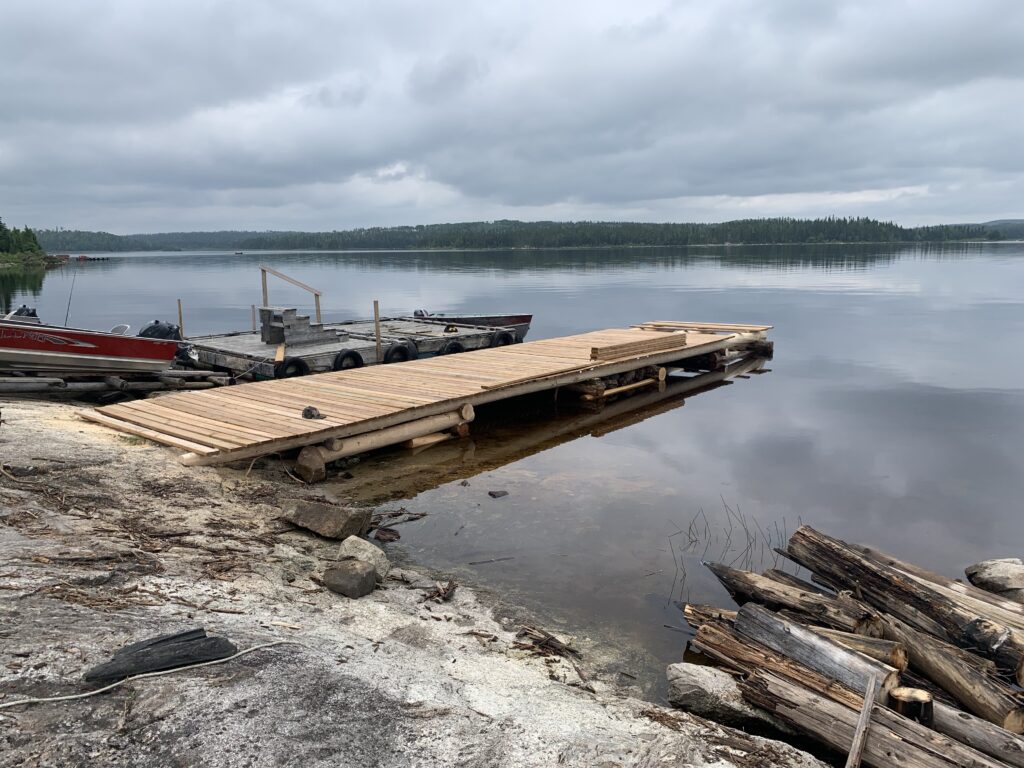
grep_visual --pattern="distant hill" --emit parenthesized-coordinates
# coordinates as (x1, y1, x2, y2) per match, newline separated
(982, 220, 1024, 239)
(34, 217, 1008, 253)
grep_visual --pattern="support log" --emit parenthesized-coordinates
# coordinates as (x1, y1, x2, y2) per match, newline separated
(733, 604, 899, 700)
(294, 405, 475, 483)
(740, 671, 1008, 768)
(706, 562, 884, 636)
(787, 525, 1024, 683)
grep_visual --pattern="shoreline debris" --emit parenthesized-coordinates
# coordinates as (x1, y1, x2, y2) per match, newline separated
(679, 524, 1024, 767)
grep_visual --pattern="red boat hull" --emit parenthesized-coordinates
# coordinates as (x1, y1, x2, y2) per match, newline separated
(0, 321, 179, 374)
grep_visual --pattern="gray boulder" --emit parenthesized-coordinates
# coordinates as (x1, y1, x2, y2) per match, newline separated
(667, 662, 794, 735)
(337, 535, 391, 581)
(323, 560, 376, 598)
(283, 501, 371, 540)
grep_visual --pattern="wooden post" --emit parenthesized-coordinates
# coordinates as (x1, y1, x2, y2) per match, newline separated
(890, 687, 934, 726)
(177, 298, 185, 338)
(251, 304, 257, 331)
(261, 268, 269, 307)
(373, 300, 383, 362)
(844, 672, 878, 768)
(314, 293, 322, 324)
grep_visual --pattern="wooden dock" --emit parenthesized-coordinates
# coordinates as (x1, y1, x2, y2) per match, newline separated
(80, 321, 771, 479)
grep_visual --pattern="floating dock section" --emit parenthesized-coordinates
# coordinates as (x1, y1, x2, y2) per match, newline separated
(80, 321, 772, 479)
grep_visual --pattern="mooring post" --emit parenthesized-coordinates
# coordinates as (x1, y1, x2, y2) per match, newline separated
(373, 299, 383, 362)
(251, 304, 257, 331)
(261, 267, 269, 307)
(177, 298, 185, 338)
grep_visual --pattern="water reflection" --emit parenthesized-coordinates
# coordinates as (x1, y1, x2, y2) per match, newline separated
(0, 267, 44, 314)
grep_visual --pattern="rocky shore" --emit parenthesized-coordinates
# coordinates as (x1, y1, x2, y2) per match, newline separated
(0, 399, 822, 767)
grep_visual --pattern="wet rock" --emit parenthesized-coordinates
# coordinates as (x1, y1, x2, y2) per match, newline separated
(323, 560, 376, 598)
(667, 662, 794, 735)
(283, 501, 370, 540)
(488, 490, 508, 499)
(337, 535, 391, 581)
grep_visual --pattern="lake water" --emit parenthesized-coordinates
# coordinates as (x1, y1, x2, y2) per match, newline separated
(8, 243, 1024, 694)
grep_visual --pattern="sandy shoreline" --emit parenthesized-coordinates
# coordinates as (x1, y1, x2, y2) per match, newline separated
(0, 399, 821, 767)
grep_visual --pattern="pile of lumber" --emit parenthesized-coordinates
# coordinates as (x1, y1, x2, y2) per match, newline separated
(681, 525, 1024, 767)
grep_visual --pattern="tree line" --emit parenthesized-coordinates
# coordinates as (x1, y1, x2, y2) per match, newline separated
(33, 216, 1008, 253)
(0, 217, 46, 270)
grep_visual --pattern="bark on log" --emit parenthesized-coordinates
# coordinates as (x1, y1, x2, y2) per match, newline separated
(733, 604, 899, 700)
(786, 525, 1024, 683)
(855, 543, 1024, 629)
(762, 568, 832, 595)
(880, 613, 1023, 731)
(968, 559, 1024, 604)
(705, 562, 884, 636)
(931, 702, 1024, 768)
(740, 671, 1008, 768)
(681, 603, 737, 629)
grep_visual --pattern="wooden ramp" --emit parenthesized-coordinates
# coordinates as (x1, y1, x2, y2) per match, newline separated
(80, 322, 771, 471)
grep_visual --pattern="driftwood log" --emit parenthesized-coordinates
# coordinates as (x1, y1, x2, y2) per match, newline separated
(695, 619, 1024, 767)
(733, 604, 899, 699)
(804, 626, 908, 671)
(705, 562, 883, 636)
(740, 671, 1008, 768)
(787, 526, 1024, 682)
(880, 612, 1024, 731)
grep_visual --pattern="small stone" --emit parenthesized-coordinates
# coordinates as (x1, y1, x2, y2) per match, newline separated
(301, 406, 325, 420)
(323, 561, 376, 598)
(459, 480, 470, 487)
(337, 535, 391, 581)
(488, 490, 508, 499)
(283, 501, 371, 540)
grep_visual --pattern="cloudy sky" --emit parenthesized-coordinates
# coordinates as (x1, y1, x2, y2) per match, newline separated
(2, 0, 1022, 233)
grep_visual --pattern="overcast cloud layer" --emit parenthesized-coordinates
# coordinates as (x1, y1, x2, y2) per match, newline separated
(2, 0, 1022, 232)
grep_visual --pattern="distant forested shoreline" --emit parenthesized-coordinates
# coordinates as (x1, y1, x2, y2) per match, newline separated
(34, 217, 1022, 253)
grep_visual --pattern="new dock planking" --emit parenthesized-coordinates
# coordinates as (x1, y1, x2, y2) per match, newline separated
(79, 321, 772, 480)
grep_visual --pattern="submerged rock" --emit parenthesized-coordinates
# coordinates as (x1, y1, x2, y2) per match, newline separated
(283, 501, 371, 540)
(323, 560, 376, 598)
(337, 535, 391, 581)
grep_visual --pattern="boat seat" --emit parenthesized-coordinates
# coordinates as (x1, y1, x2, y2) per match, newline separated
(109, 324, 131, 335)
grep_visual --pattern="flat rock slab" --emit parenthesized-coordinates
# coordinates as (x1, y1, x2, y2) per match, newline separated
(324, 560, 377, 598)
(284, 501, 371, 540)
(337, 535, 391, 581)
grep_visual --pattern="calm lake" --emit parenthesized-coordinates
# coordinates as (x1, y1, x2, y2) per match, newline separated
(8, 243, 1024, 694)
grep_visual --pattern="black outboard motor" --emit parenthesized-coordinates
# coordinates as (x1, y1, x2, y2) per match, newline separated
(11, 305, 38, 318)
(137, 320, 183, 341)
(413, 309, 429, 318)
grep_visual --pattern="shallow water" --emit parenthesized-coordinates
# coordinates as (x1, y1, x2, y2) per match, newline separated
(11, 242, 1024, 693)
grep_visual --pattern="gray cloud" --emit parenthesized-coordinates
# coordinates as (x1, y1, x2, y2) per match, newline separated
(1, 0, 1022, 231)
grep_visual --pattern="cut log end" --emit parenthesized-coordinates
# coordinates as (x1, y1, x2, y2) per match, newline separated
(890, 687, 935, 727)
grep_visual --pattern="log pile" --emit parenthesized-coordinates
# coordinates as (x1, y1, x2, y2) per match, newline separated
(680, 525, 1024, 767)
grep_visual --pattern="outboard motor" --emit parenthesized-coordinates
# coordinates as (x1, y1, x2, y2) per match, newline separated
(2, 305, 41, 324)
(137, 320, 183, 341)
(413, 309, 429, 318)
